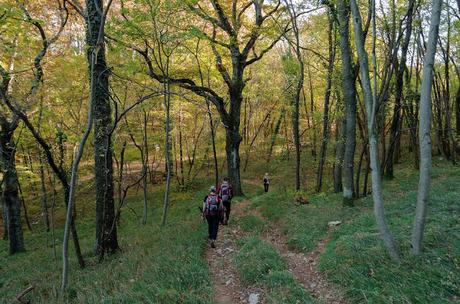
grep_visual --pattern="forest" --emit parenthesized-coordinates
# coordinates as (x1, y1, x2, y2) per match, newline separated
(1, 0, 459, 303)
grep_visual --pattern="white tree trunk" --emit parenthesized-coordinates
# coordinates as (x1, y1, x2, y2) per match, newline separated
(350, 0, 400, 260)
(411, 0, 442, 255)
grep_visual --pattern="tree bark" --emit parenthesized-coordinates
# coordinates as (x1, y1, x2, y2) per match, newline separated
(162, 69, 172, 226)
(384, 0, 415, 179)
(350, 0, 400, 260)
(267, 107, 286, 164)
(456, 86, 460, 137)
(85, 0, 118, 255)
(333, 118, 346, 193)
(411, 0, 442, 255)
(337, 0, 357, 206)
(0, 119, 25, 254)
(316, 11, 335, 193)
(142, 110, 149, 224)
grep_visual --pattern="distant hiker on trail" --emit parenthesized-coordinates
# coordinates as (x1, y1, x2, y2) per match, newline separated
(202, 186, 222, 248)
(218, 177, 233, 225)
(263, 173, 270, 193)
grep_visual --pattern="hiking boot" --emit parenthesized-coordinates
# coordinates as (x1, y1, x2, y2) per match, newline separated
(210, 240, 216, 248)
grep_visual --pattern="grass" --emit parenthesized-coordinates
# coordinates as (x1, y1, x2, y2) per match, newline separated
(234, 236, 316, 304)
(237, 214, 271, 235)
(0, 180, 214, 304)
(247, 162, 460, 303)
(319, 164, 460, 303)
(250, 188, 357, 252)
(3, 153, 460, 303)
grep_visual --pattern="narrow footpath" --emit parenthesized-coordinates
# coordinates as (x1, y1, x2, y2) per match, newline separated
(205, 197, 347, 304)
(205, 200, 266, 304)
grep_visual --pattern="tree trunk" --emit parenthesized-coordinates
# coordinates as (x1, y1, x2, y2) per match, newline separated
(337, 0, 357, 206)
(456, 87, 460, 136)
(333, 118, 346, 193)
(350, 0, 400, 260)
(2, 197, 7, 240)
(162, 73, 172, 226)
(267, 108, 285, 164)
(17, 180, 32, 232)
(0, 122, 25, 254)
(225, 126, 243, 195)
(38, 151, 50, 231)
(142, 110, 149, 224)
(316, 11, 335, 193)
(85, 0, 118, 254)
(411, 0, 442, 255)
(177, 106, 185, 187)
(385, 0, 415, 179)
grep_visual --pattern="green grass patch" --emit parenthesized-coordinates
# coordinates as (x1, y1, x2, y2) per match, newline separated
(237, 214, 271, 235)
(234, 236, 316, 303)
(250, 190, 358, 252)
(319, 164, 460, 303)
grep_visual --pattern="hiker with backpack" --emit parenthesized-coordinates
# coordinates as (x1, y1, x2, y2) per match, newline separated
(218, 177, 233, 225)
(263, 173, 270, 193)
(202, 186, 223, 248)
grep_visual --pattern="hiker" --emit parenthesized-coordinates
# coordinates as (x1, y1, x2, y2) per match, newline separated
(202, 186, 222, 248)
(263, 173, 270, 193)
(218, 177, 233, 225)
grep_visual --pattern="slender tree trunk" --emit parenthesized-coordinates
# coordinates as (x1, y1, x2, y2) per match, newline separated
(0, 121, 25, 254)
(385, 0, 415, 179)
(267, 107, 286, 164)
(142, 110, 149, 224)
(162, 68, 172, 226)
(285, 1, 305, 191)
(178, 106, 185, 187)
(48, 170, 57, 260)
(85, 0, 118, 255)
(350, 0, 400, 260)
(61, 65, 95, 294)
(38, 151, 50, 231)
(37, 99, 50, 231)
(337, 0, 357, 206)
(316, 11, 335, 192)
(411, 0, 442, 255)
(17, 180, 32, 231)
(333, 118, 346, 193)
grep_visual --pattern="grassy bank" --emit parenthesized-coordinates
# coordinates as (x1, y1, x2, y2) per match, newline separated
(1, 182, 213, 304)
(249, 163, 460, 303)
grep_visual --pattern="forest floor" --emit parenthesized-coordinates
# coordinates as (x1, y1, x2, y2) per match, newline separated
(1, 162, 459, 303)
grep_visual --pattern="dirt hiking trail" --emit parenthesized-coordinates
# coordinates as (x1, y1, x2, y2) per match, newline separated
(205, 198, 347, 304)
